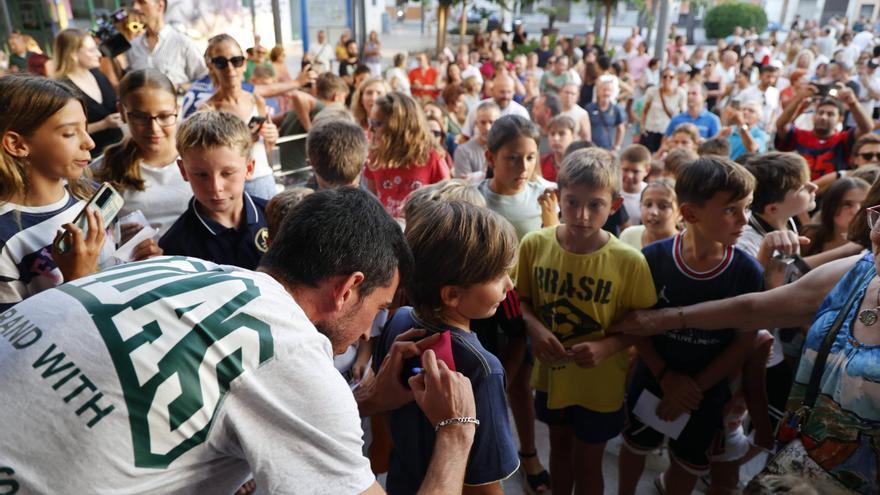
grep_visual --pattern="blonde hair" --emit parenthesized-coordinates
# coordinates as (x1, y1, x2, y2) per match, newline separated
(403, 178, 487, 220)
(642, 178, 677, 204)
(369, 92, 434, 170)
(0, 74, 92, 202)
(351, 76, 390, 129)
(95, 69, 177, 192)
(557, 148, 621, 196)
(52, 29, 90, 80)
(176, 111, 253, 157)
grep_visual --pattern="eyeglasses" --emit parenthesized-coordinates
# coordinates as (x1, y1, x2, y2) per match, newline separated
(210, 55, 246, 70)
(431, 130, 443, 138)
(859, 152, 880, 162)
(368, 118, 384, 130)
(124, 109, 178, 127)
(868, 205, 880, 230)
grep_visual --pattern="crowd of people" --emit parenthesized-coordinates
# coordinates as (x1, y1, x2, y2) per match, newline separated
(2, 0, 880, 493)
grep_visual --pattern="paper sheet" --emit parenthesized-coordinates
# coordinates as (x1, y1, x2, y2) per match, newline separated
(632, 390, 691, 440)
(113, 212, 159, 263)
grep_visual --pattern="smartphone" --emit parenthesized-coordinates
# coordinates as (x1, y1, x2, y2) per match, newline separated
(248, 115, 267, 132)
(56, 183, 124, 253)
(811, 82, 838, 97)
(401, 331, 457, 387)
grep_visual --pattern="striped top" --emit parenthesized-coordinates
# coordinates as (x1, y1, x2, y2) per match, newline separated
(0, 190, 114, 312)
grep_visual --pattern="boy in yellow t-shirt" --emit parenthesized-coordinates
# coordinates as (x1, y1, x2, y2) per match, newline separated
(515, 148, 657, 495)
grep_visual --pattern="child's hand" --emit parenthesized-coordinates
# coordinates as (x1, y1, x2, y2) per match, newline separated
(659, 371, 703, 411)
(570, 339, 616, 368)
(656, 396, 689, 422)
(761, 230, 810, 258)
(131, 238, 163, 261)
(234, 479, 256, 495)
(538, 188, 559, 228)
(52, 207, 105, 282)
(528, 323, 568, 363)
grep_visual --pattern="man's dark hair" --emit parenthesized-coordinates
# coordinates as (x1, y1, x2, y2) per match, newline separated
(260, 187, 413, 297)
(542, 92, 562, 116)
(816, 97, 843, 114)
(345, 39, 357, 49)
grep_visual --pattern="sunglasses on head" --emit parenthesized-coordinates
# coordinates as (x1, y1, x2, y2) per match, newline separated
(210, 56, 246, 70)
(859, 152, 880, 162)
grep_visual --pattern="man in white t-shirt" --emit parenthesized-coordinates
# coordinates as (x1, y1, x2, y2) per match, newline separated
(0, 188, 476, 494)
(735, 64, 781, 131)
(311, 30, 336, 74)
(461, 74, 530, 138)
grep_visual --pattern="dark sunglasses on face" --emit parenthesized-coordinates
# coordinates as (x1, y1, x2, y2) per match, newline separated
(210, 56, 246, 70)
(431, 130, 443, 138)
(859, 152, 880, 161)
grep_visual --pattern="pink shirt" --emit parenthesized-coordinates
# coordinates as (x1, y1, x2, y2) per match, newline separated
(364, 149, 450, 217)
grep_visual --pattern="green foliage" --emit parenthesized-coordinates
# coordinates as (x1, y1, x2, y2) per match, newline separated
(704, 1, 768, 39)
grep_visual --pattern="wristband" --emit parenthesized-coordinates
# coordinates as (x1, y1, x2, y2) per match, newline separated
(677, 306, 687, 329)
(435, 416, 480, 432)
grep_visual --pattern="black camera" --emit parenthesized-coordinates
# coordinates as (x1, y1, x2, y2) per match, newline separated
(93, 9, 132, 58)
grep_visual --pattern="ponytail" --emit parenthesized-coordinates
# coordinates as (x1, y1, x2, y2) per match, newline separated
(95, 138, 145, 191)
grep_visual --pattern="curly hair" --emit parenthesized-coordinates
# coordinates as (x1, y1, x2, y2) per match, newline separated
(369, 92, 434, 170)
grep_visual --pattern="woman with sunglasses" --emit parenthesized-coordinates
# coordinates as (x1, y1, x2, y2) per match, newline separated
(93, 69, 185, 260)
(610, 180, 880, 494)
(639, 68, 686, 153)
(199, 34, 279, 200)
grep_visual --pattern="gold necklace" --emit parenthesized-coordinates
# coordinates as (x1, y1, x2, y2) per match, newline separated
(858, 280, 880, 326)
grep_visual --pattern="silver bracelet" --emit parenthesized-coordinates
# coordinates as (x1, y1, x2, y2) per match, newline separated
(434, 416, 480, 432)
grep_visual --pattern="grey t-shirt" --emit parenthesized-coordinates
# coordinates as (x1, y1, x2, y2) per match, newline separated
(0, 257, 374, 494)
(478, 180, 545, 240)
(453, 139, 487, 178)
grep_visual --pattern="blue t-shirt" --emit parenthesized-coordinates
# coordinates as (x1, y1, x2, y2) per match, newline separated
(665, 110, 721, 139)
(643, 233, 764, 374)
(727, 126, 769, 160)
(158, 193, 269, 270)
(585, 102, 625, 150)
(373, 308, 519, 493)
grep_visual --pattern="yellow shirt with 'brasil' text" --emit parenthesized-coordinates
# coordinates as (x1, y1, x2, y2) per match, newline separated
(514, 227, 657, 412)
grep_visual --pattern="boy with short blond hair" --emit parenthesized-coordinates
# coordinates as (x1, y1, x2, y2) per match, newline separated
(619, 156, 764, 495)
(540, 114, 576, 182)
(160, 111, 270, 270)
(515, 148, 657, 495)
(620, 144, 651, 224)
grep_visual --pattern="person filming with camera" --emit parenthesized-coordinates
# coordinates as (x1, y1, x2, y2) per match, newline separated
(775, 82, 873, 182)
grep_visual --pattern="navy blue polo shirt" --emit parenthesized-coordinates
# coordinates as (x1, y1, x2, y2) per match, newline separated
(158, 193, 269, 270)
(373, 307, 519, 494)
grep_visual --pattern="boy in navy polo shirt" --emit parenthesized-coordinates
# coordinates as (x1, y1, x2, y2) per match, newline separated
(618, 156, 763, 494)
(159, 111, 270, 270)
(373, 199, 519, 494)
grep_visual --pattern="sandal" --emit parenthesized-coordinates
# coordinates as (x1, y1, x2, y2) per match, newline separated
(518, 450, 551, 494)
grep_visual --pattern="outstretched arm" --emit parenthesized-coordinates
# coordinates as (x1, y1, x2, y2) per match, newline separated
(609, 254, 861, 336)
